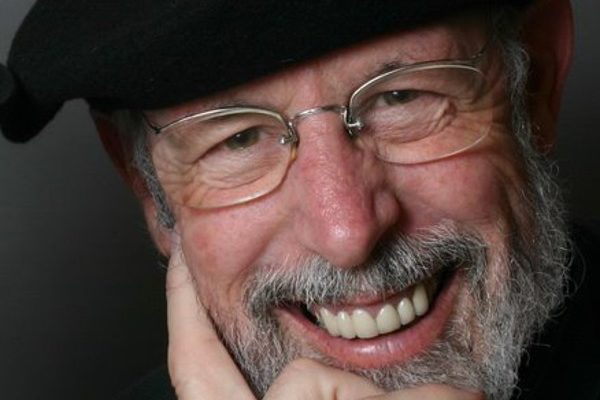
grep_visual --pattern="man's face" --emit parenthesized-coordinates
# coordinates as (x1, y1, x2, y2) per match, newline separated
(143, 13, 568, 400)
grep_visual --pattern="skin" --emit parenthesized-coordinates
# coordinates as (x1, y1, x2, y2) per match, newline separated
(96, 0, 573, 398)
(165, 245, 482, 399)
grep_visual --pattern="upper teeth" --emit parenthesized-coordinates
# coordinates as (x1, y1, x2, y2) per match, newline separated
(317, 283, 431, 339)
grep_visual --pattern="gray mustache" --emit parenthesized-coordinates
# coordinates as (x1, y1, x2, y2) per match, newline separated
(244, 224, 487, 318)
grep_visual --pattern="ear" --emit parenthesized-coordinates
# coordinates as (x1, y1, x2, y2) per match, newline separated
(92, 111, 172, 256)
(521, 0, 574, 151)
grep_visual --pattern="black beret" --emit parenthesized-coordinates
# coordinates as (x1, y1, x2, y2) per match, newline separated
(0, 0, 532, 142)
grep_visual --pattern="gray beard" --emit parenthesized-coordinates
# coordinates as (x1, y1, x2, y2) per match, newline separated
(204, 58, 572, 398)
(207, 129, 571, 399)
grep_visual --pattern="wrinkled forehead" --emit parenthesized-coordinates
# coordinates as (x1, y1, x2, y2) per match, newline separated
(147, 12, 491, 127)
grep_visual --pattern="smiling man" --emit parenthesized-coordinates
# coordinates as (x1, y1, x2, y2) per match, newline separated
(1, 0, 599, 399)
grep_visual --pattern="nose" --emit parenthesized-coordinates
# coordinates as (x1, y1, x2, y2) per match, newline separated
(289, 111, 400, 268)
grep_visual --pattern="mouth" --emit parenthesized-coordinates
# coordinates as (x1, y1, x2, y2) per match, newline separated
(275, 266, 461, 368)
(305, 274, 440, 339)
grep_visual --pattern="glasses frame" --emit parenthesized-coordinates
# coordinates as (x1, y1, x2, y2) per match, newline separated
(142, 42, 491, 209)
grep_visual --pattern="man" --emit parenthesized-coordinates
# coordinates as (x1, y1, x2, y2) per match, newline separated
(1, 0, 598, 399)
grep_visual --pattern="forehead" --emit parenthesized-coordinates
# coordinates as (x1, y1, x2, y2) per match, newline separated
(147, 12, 489, 125)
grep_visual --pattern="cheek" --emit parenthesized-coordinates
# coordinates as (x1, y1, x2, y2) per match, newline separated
(175, 199, 286, 307)
(389, 137, 527, 233)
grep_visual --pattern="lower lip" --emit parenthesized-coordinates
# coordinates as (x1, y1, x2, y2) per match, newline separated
(275, 271, 462, 369)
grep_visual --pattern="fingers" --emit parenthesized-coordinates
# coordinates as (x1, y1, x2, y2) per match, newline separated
(364, 384, 485, 400)
(166, 237, 255, 400)
(264, 358, 385, 400)
(265, 358, 483, 400)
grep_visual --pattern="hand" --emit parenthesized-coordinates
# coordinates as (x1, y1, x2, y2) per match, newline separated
(264, 360, 483, 400)
(166, 240, 484, 400)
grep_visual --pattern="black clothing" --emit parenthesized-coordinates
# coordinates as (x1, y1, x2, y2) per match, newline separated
(117, 223, 600, 400)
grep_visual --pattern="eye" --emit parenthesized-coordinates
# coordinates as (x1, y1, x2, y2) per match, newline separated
(380, 89, 421, 106)
(224, 127, 261, 150)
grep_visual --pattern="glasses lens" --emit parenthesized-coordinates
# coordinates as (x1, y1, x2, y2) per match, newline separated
(152, 111, 293, 209)
(351, 65, 490, 164)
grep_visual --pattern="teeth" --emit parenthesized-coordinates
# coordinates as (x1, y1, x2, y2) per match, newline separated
(337, 311, 356, 339)
(412, 284, 429, 316)
(316, 283, 433, 339)
(351, 309, 378, 339)
(397, 297, 416, 325)
(319, 308, 340, 336)
(375, 304, 401, 334)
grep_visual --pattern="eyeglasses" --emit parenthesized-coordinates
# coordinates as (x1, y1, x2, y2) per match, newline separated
(145, 46, 492, 209)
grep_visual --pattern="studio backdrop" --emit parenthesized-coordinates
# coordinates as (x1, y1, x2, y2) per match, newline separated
(0, 1, 598, 399)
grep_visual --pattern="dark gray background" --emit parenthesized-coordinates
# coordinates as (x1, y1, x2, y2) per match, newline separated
(1, 1, 598, 399)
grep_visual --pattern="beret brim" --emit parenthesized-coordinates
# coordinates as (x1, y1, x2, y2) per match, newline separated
(1, 0, 532, 142)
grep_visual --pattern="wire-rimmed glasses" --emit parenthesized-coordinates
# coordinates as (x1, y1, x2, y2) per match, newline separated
(146, 46, 492, 209)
